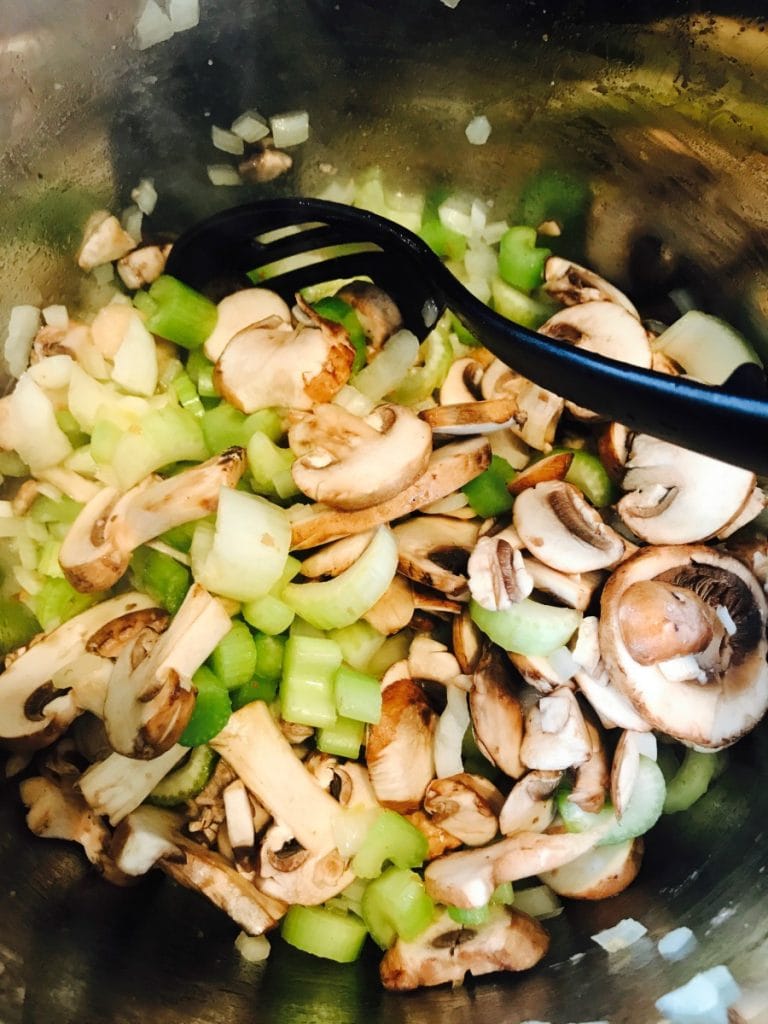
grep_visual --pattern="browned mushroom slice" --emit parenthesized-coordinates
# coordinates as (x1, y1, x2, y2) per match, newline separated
(480, 361, 564, 452)
(380, 906, 549, 991)
(363, 575, 416, 635)
(543, 256, 640, 318)
(498, 770, 562, 836)
(0, 592, 158, 752)
(60, 447, 247, 593)
(116, 243, 171, 290)
(610, 731, 658, 818)
(452, 608, 483, 674)
(508, 653, 567, 695)
(299, 531, 374, 578)
(568, 716, 610, 814)
(520, 688, 592, 771)
(402, 810, 462, 859)
(289, 404, 432, 511)
(335, 281, 403, 349)
(77, 211, 136, 270)
(439, 357, 484, 405)
(215, 316, 354, 413)
(513, 481, 626, 574)
(394, 515, 479, 598)
(203, 288, 292, 362)
(366, 680, 437, 812)
(540, 837, 644, 900)
(238, 146, 293, 184)
(423, 774, 503, 847)
(616, 434, 758, 545)
(289, 437, 491, 549)
(597, 422, 631, 481)
(408, 635, 470, 689)
(599, 545, 768, 748)
(79, 745, 189, 826)
(469, 647, 525, 779)
(508, 451, 574, 495)
(419, 397, 525, 436)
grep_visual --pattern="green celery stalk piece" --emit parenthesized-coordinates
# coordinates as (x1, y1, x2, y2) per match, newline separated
(316, 715, 365, 758)
(334, 664, 382, 724)
(352, 809, 428, 879)
(470, 598, 581, 656)
(0, 598, 40, 657)
(33, 578, 100, 631)
(280, 635, 342, 728)
(148, 745, 218, 807)
(146, 276, 218, 351)
(179, 667, 232, 746)
(360, 867, 435, 949)
(281, 905, 368, 963)
(242, 594, 295, 636)
(209, 620, 258, 689)
(498, 226, 551, 294)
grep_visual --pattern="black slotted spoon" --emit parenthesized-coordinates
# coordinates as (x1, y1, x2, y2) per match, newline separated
(165, 197, 768, 475)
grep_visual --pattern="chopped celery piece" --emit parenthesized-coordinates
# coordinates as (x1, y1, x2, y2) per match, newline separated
(0, 451, 28, 477)
(172, 372, 205, 418)
(254, 633, 287, 682)
(560, 448, 615, 507)
(390, 329, 453, 405)
(179, 667, 232, 746)
(247, 432, 298, 500)
(111, 406, 208, 490)
(209, 620, 258, 689)
(312, 296, 367, 372)
(290, 617, 325, 639)
(133, 290, 156, 317)
(462, 454, 516, 517)
(202, 402, 282, 455)
(38, 539, 64, 578)
(663, 748, 724, 814)
(145, 276, 218, 351)
(491, 882, 515, 905)
(280, 635, 342, 728)
(33, 579, 100, 631)
(334, 664, 382, 724)
(231, 676, 279, 710)
(270, 554, 302, 594)
(130, 546, 191, 614)
(361, 867, 435, 949)
(498, 226, 551, 294)
(148, 745, 217, 807)
(517, 168, 590, 256)
(352, 809, 428, 879)
(55, 409, 89, 448)
(448, 904, 490, 926)
(558, 756, 666, 845)
(90, 419, 123, 465)
(281, 905, 368, 964)
(365, 631, 411, 678)
(242, 594, 295, 635)
(328, 621, 386, 672)
(0, 598, 40, 657)
(160, 521, 197, 554)
(316, 715, 366, 758)
(491, 274, 557, 329)
(449, 312, 481, 347)
(186, 349, 218, 397)
(29, 494, 82, 525)
(470, 598, 581, 656)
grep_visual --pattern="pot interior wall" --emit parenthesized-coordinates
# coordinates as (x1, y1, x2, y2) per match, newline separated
(1, 2, 768, 1021)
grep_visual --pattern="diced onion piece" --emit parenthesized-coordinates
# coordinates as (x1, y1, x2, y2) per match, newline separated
(657, 926, 697, 962)
(591, 917, 647, 953)
(270, 110, 310, 148)
(231, 109, 270, 143)
(134, 0, 174, 49)
(465, 115, 492, 145)
(315, 177, 356, 205)
(121, 205, 143, 243)
(512, 885, 563, 920)
(333, 384, 376, 417)
(4, 305, 40, 379)
(656, 965, 741, 1023)
(438, 198, 472, 238)
(9, 374, 72, 472)
(168, 0, 200, 32)
(464, 241, 497, 281)
(207, 164, 242, 187)
(28, 354, 73, 391)
(235, 931, 271, 963)
(658, 654, 707, 684)
(422, 298, 440, 329)
(434, 684, 470, 778)
(440, 0, 462, 7)
(482, 220, 509, 245)
(351, 329, 420, 401)
(42, 304, 68, 329)
(282, 526, 398, 630)
(131, 179, 158, 216)
(111, 313, 159, 397)
(211, 125, 245, 155)
(547, 645, 581, 682)
(716, 604, 737, 636)
(191, 488, 291, 602)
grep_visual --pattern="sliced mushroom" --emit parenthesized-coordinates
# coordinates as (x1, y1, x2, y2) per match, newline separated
(568, 716, 610, 814)
(597, 422, 631, 481)
(363, 575, 415, 635)
(452, 609, 483, 674)
(77, 211, 136, 271)
(573, 669, 653, 733)
(489, 426, 532, 470)
(289, 437, 491, 549)
(508, 451, 574, 495)
(335, 281, 403, 349)
(523, 557, 601, 611)
(258, 821, 353, 905)
(617, 434, 758, 545)
(520, 688, 592, 771)
(469, 647, 525, 779)
(468, 533, 534, 611)
(394, 515, 479, 598)
(103, 585, 232, 759)
(223, 779, 257, 854)
(610, 730, 658, 818)
(540, 302, 651, 420)
(238, 146, 293, 184)
(423, 774, 504, 846)
(440, 358, 484, 405)
(481, 362, 564, 451)
(599, 544, 768, 748)
(60, 447, 247, 592)
(366, 679, 437, 812)
(203, 288, 292, 362)
(79, 744, 188, 826)
(299, 531, 374, 578)
(289, 403, 432, 511)
(498, 770, 562, 836)
(116, 244, 171, 290)
(514, 481, 626, 574)
(539, 837, 643, 900)
(718, 486, 767, 540)
(215, 316, 354, 412)
(402, 810, 463, 859)
(508, 653, 571, 695)
(408, 635, 470, 689)
(543, 256, 640, 318)
(0, 592, 157, 752)
(420, 396, 525, 436)
(380, 906, 549, 991)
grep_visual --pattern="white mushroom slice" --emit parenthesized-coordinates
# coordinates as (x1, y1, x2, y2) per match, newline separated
(223, 779, 256, 853)
(508, 653, 568, 695)
(289, 403, 432, 511)
(468, 535, 534, 611)
(79, 744, 188, 825)
(423, 774, 504, 846)
(394, 516, 479, 598)
(366, 679, 437, 811)
(258, 821, 353, 906)
(452, 608, 483, 674)
(116, 244, 171, 290)
(540, 302, 651, 421)
(203, 288, 292, 362)
(508, 451, 575, 496)
(299, 531, 374, 578)
(523, 557, 601, 611)
(215, 317, 354, 413)
(423, 829, 606, 908)
(570, 615, 603, 676)
(573, 670, 653, 733)
(610, 730, 658, 818)
(363, 575, 415, 636)
(379, 906, 549, 991)
(717, 486, 767, 540)
(597, 422, 631, 481)
(520, 688, 591, 771)
(289, 437, 491, 550)
(489, 427, 531, 470)
(408, 636, 468, 689)
(440, 357, 484, 405)
(103, 585, 231, 759)
(0, 592, 157, 751)
(480, 361, 563, 452)
(599, 544, 768, 748)
(335, 281, 403, 349)
(411, 587, 462, 619)
(498, 770, 562, 836)
(617, 434, 757, 545)
(77, 211, 136, 270)
(420, 397, 525, 436)
(544, 256, 640, 318)
(540, 837, 644, 900)
(60, 447, 247, 593)
(513, 481, 626, 573)
(568, 716, 610, 814)
(469, 648, 525, 779)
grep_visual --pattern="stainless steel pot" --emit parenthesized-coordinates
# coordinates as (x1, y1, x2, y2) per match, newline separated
(1, 2, 768, 1021)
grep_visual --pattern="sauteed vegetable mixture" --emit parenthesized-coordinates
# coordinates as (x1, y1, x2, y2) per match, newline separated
(2, 172, 767, 992)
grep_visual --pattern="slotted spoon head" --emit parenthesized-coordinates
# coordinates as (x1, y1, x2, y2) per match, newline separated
(165, 197, 768, 475)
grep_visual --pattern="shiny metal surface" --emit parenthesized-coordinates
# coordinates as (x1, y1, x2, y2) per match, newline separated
(1, 2, 768, 1021)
